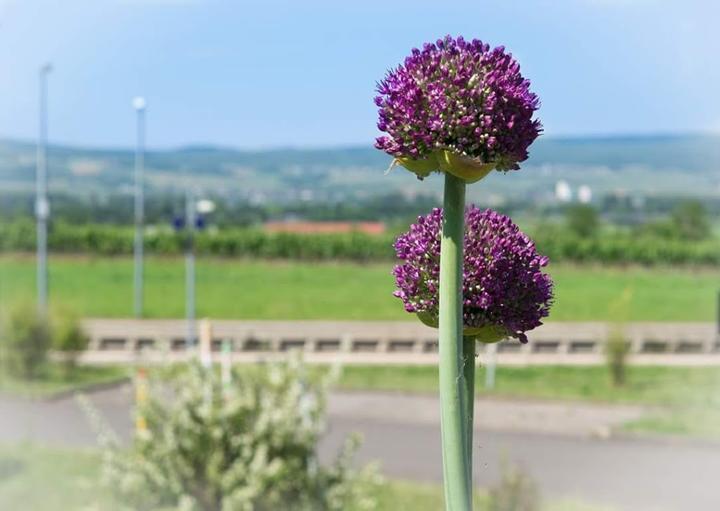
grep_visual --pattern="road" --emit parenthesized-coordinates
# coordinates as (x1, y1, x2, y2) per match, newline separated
(1, 386, 718, 511)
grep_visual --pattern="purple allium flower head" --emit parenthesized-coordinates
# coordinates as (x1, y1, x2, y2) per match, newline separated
(375, 35, 541, 177)
(393, 207, 553, 343)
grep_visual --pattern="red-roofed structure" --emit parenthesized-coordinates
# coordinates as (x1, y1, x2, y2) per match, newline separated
(264, 221, 386, 235)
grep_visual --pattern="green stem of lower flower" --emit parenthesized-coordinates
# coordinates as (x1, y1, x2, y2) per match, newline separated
(438, 172, 472, 511)
(462, 335, 476, 484)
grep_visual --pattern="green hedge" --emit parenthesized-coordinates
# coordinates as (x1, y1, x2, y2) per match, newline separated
(1, 219, 719, 265)
(533, 231, 720, 266)
(0, 220, 394, 261)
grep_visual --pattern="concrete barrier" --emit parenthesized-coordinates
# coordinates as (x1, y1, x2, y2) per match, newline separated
(78, 319, 720, 366)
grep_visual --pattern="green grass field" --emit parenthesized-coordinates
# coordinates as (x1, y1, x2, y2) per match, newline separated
(338, 365, 720, 406)
(0, 255, 717, 321)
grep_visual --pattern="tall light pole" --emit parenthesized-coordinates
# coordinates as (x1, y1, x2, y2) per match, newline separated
(185, 188, 197, 349)
(177, 193, 214, 351)
(132, 96, 146, 318)
(36, 63, 52, 315)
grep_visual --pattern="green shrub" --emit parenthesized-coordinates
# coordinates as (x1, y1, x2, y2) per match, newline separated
(605, 287, 632, 387)
(0, 303, 52, 380)
(564, 204, 599, 238)
(51, 307, 90, 376)
(671, 200, 711, 241)
(488, 461, 540, 511)
(606, 327, 630, 387)
(89, 359, 379, 511)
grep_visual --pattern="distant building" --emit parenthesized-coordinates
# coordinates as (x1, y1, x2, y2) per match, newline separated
(555, 180, 572, 202)
(264, 221, 386, 235)
(578, 185, 592, 204)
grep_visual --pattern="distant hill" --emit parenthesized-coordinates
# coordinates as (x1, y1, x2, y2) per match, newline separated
(1, 134, 718, 203)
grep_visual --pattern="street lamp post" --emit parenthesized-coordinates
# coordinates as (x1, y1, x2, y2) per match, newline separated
(173, 194, 214, 352)
(185, 188, 197, 350)
(132, 97, 146, 318)
(36, 63, 52, 315)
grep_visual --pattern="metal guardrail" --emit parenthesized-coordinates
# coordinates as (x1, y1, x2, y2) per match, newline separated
(79, 319, 720, 366)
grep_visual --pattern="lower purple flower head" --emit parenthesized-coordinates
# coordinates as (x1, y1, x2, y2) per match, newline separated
(393, 207, 553, 343)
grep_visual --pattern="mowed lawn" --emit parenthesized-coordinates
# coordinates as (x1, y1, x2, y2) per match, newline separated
(0, 255, 716, 321)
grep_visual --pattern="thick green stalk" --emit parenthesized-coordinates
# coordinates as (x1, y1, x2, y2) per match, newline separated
(462, 335, 476, 484)
(438, 172, 472, 511)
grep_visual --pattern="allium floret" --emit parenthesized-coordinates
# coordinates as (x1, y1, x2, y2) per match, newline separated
(375, 35, 541, 182)
(393, 207, 553, 343)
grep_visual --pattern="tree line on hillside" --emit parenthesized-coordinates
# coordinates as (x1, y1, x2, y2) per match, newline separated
(2, 190, 720, 228)
(0, 191, 441, 227)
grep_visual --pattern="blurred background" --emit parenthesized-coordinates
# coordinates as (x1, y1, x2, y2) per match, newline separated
(1, 1, 719, 510)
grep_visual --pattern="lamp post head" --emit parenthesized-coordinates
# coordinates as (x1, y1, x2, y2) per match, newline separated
(132, 96, 146, 111)
(196, 199, 215, 214)
(40, 63, 53, 75)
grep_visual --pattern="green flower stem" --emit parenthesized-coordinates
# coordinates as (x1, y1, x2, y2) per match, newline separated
(462, 335, 476, 483)
(438, 172, 473, 511)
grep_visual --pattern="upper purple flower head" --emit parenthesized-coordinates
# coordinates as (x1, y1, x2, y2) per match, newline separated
(375, 35, 541, 179)
(393, 207, 553, 343)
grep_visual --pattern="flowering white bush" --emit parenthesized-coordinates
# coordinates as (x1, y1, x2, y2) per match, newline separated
(92, 359, 379, 511)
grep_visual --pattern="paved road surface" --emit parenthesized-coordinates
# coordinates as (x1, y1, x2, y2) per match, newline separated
(1, 386, 718, 511)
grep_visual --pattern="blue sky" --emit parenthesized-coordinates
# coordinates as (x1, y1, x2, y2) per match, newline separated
(0, 0, 717, 149)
